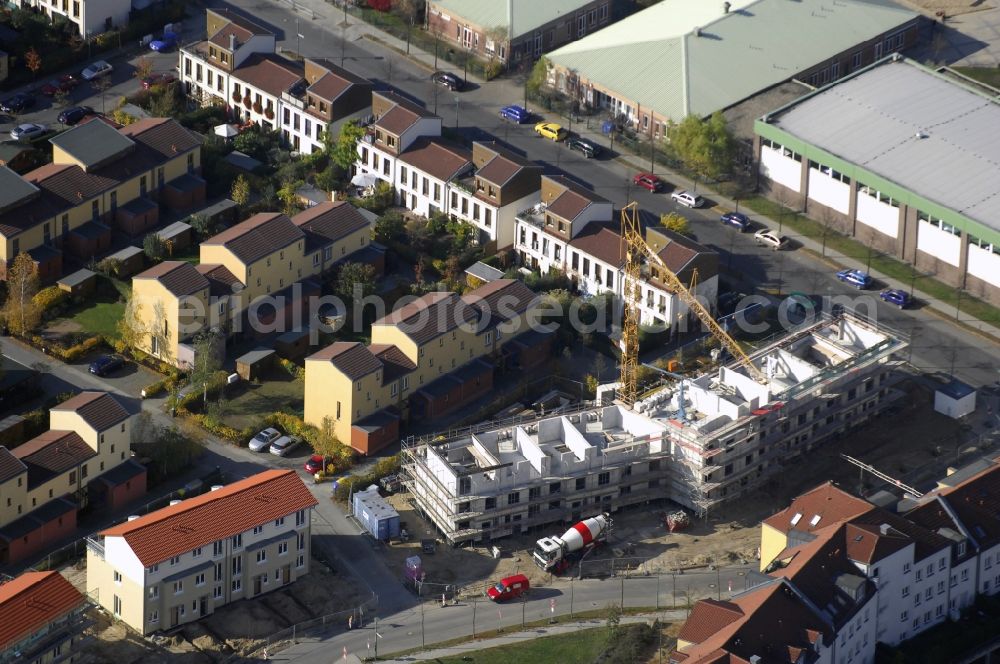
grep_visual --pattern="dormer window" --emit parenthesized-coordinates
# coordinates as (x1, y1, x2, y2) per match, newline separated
(320, 101, 327, 113)
(957, 541, 967, 557)
(308, 96, 315, 108)
(209, 47, 217, 59)
(387, 135, 396, 147)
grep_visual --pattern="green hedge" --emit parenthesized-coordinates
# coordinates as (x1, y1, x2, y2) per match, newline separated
(332, 455, 400, 503)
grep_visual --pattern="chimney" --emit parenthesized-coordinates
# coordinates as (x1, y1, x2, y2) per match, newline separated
(229, 33, 236, 51)
(880, 523, 891, 535)
(724, 1, 731, 13)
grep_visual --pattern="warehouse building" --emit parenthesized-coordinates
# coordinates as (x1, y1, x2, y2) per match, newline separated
(755, 56, 1000, 305)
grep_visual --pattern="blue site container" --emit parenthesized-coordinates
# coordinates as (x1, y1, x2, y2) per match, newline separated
(352, 486, 401, 541)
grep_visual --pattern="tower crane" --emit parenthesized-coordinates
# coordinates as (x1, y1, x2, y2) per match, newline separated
(619, 202, 767, 406)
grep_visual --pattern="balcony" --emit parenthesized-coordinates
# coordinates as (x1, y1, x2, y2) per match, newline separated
(517, 202, 548, 230)
(281, 91, 305, 110)
(85, 536, 105, 560)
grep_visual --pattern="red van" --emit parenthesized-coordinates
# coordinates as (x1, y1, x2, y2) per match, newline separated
(486, 574, 530, 602)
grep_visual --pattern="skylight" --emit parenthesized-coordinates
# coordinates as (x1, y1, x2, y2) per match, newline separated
(790, 513, 802, 526)
(809, 514, 822, 527)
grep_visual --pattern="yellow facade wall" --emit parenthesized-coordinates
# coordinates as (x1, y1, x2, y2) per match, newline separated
(759, 522, 788, 572)
(87, 549, 146, 632)
(131, 277, 210, 365)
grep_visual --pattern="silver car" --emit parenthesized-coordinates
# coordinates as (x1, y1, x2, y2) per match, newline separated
(269, 435, 302, 457)
(81, 60, 113, 80)
(248, 427, 281, 452)
(671, 190, 704, 208)
(10, 123, 46, 141)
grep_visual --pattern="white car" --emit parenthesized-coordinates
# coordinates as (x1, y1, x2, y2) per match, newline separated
(81, 60, 113, 81)
(248, 427, 281, 452)
(754, 228, 788, 250)
(10, 123, 46, 141)
(270, 435, 302, 457)
(671, 190, 704, 208)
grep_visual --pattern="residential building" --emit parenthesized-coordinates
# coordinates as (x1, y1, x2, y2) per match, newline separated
(130, 202, 376, 367)
(180, 9, 373, 154)
(0, 118, 203, 282)
(546, 0, 920, 137)
(0, 392, 144, 565)
(402, 310, 906, 544)
(305, 279, 548, 455)
(426, 0, 614, 67)
(755, 56, 1000, 305)
(23, 0, 131, 37)
(86, 469, 317, 635)
(0, 571, 87, 664)
(515, 175, 718, 327)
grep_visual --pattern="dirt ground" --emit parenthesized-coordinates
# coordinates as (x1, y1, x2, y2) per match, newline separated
(382, 377, 997, 591)
(66, 555, 368, 663)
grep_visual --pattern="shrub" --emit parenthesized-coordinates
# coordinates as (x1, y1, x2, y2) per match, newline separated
(175, 370, 230, 412)
(33, 286, 69, 313)
(332, 454, 399, 502)
(142, 376, 178, 398)
(187, 413, 243, 443)
(51, 336, 104, 362)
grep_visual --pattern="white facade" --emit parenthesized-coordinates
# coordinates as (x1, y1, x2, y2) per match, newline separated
(31, 0, 130, 37)
(760, 140, 802, 192)
(449, 185, 538, 248)
(967, 243, 1000, 288)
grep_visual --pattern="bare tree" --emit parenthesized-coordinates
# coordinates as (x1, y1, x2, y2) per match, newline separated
(3, 253, 40, 337)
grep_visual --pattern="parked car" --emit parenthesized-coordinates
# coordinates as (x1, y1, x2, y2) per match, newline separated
(40, 75, 79, 96)
(633, 172, 663, 192)
(836, 268, 873, 290)
(879, 288, 910, 308)
(248, 427, 282, 452)
(671, 190, 704, 208)
(141, 72, 177, 90)
(88, 354, 125, 376)
(149, 32, 178, 52)
(0, 93, 36, 114)
(534, 121, 566, 141)
(270, 435, 303, 457)
(487, 574, 530, 602)
(499, 104, 529, 123)
(81, 60, 113, 80)
(304, 454, 325, 474)
(9, 123, 47, 141)
(58, 105, 94, 125)
(754, 228, 788, 250)
(568, 137, 602, 158)
(720, 211, 750, 231)
(431, 70, 463, 91)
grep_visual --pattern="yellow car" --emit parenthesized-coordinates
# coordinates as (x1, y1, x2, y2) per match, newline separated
(534, 121, 566, 141)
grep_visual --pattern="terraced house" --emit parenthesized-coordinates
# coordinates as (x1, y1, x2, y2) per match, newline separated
(0, 117, 203, 282)
(130, 202, 377, 367)
(86, 470, 317, 635)
(0, 571, 87, 664)
(0, 392, 143, 565)
(305, 279, 550, 455)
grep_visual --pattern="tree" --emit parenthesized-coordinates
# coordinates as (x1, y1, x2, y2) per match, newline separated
(143, 233, 167, 262)
(373, 211, 406, 245)
(335, 262, 377, 303)
(484, 25, 508, 61)
(310, 416, 351, 473)
(93, 76, 113, 114)
(660, 212, 690, 235)
(52, 89, 70, 112)
(526, 57, 549, 98)
(356, 180, 395, 215)
(188, 329, 223, 405)
(666, 112, 735, 180)
(330, 120, 366, 171)
(392, 0, 422, 53)
(231, 174, 251, 207)
(3, 253, 40, 336)
(134, 56, 154, 82)
(277, 180, 302, 215)
(188, 214, 221, 240)
(24, 47, 41, 79)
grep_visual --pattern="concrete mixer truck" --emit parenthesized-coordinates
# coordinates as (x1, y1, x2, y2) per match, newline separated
(533, 513, 612, 573)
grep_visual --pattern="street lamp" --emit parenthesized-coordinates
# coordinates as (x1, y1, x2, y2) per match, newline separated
(454, 95, 460, 128)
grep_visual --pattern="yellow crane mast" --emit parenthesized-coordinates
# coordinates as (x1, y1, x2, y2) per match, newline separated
(619, 202, 766, 406)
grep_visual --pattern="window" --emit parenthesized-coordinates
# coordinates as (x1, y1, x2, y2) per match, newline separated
(279, 541, 288, 555)
(149, 610, 159, 624)
(507, 492, 520, 505)
(901, 586, 910, 597)
(213, 540, 224, 557)
(256, 550, 267, 563)
(297, 554, 305, 568)
(298, 533, 306, 550)
(114, 571, 122, 585)
(232, 556, 242, 576)
(903, 563, 911, 574)
(253, 525, 264, 536)
(173, 581, 183, 595)
(576, 478, 586, 490)
(113, 595, 121, 617)
(598, 472, 610, 486)
(169, 556, 181, 566)
(149, 586, 159, 599)
(232, 578, 242, 592)
(900, 610, 908, 622)
(193, 547, 202, 558)
(196, 573, 205, 586)
(214, 586, 223, 599)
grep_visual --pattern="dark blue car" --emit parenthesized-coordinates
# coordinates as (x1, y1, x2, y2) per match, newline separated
(836, 269, 872, 290)
(499, 104, 530, 123)
(879, 289, 910, 309)
(89, 354, 125, 376)
(720, 211, 750, 232)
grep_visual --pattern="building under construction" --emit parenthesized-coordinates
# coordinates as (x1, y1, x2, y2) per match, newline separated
(402, 310, 907, 544)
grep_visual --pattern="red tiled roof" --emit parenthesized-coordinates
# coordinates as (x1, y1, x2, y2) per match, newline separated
(234, 53, 304, 98)
(370, 344, 416, 384)
(569, 223, 624, 268)
(374, 91, 437, 135)
(207, 9, 272, 50)
(120, 117, 203, 160)
(134, 261, 210, 297)
(292, 201, 371, 247)
(51, 391, 129, 433)
(544, 175, 607, 222)
(203, 212, 304, 266)
(307, 342, 382, 381)
(196, 263, 243, 296)
(14, 430, 96, 489)
(762, 482, 872, 536)
(907, 462, 1000, 549)
(678, 599, 743, 644)
(100, 469, 317, 567)
(0, 571, 85, 651)
(399, 137, 472, 183)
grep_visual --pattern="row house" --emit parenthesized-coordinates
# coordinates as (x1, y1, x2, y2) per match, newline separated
(304, 279, 548, 455)
(179, 9, 373, 155)
(130, 202, 377, 367)
(0, 571, 87, 664)
(0, 118, 203, 282)
(515, 175, 718, 326)
(87, 470, 317, 635)
(23, 0, 131, 37)
(0, 392, 144, 565)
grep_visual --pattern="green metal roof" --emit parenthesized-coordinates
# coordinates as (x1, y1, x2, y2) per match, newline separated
(432, 0, 594, 40)
(0, 164, 39, 213)
(548, 0, 918, 121)
(49, 120, 135, 171)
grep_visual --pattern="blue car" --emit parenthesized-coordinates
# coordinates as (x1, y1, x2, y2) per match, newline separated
(836, 269, 872, 290)
(879, 288, 910, 309)
(720, 211, 750, 232)
(150, 32, 178, 52)
(499, 104, 530, 124)
(89, 354, 125, 376)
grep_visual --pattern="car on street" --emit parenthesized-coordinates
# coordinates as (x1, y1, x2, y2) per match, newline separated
(534, 121, 566, 141)
(149, 32, 178, 52)
(248, 427, 282, 452)
(9, 123, 47, 141)
(633, 172, 664, 192)
(304, 454, 325, 475)
(0, 93, 36, 114)
(754, 228, 788, 250)
(88, 354, 125, 376)
(671, 190, 704, 208)
(431, 70, 463, 91)
(141, 72, 177, 90)
(568, 137, 602, 158)
(58, 105, 94, 125)
(499, 104, 529, 123)
(487, 574, 530, 602)
(720, 211, 750, 231)
(879, 288, 911, 308)
(40, 75, 79, 96)
(836, 268, 873, 289)
(81, 60, 113, 80)
(270, 435, 303, 457)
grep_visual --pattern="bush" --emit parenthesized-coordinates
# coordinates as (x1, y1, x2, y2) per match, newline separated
(142, 376, 178, 398)
(332, 454, 400, 502)
(174, 371, 230, 412)
(278, 358, 305, 380)
(48, 336, 105, 362)
(187, 413, 244, 443)
(33, 286, 69, 313)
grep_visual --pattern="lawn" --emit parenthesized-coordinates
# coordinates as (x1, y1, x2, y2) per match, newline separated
(436, 627, 610, 664)
(952, 66, 1000, 90)
(172, 246, 200, 266)
(61, 299, 126, 340)
(219, 373, 305, 431)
